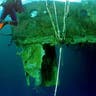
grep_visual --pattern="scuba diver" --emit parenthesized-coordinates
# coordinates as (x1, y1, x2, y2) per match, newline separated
(0, 0, 24, 29)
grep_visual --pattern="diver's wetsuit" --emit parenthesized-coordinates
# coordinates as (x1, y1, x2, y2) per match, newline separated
(0, 0, 24, 26)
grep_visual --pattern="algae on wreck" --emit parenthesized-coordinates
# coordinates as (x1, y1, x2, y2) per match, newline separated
(12, 1, 96, 45)
(12, 1, 96, 86)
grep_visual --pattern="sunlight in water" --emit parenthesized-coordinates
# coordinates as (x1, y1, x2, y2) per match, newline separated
(53, 0, 81, 2)
(22, 0, 81, 4)
(0, 0, 81, 5)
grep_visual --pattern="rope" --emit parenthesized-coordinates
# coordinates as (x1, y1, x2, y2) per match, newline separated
(45, 1, 70, 96)
(54, 47, 62, 96)
(46, 0, 58, 39)
(53, 0, 60, 39)
(46, 0, 70, 40)
(62, 0, 70, 40)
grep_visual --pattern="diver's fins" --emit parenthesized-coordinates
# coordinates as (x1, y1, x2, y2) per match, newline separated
(0, 22, 9, 30)
(0, 23, 5, 29)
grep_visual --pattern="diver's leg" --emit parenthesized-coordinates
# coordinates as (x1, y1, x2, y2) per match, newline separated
(0, 8, 8, 29)
(9, 9, 18, 26)
(0, 8, 8, 22)
(16, 0, 24, 13)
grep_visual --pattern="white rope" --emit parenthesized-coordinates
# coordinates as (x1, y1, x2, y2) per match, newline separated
(46, 0, 70, 40)
(45, 1, 70, 96)
(53, 0, 60, 38)
(62, 0, 70, 39)
(45, 0, 58, 38)
(54, 47, 62, 96)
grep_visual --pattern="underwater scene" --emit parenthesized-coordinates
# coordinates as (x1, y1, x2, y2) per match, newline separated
(0, 0, 96, 96)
